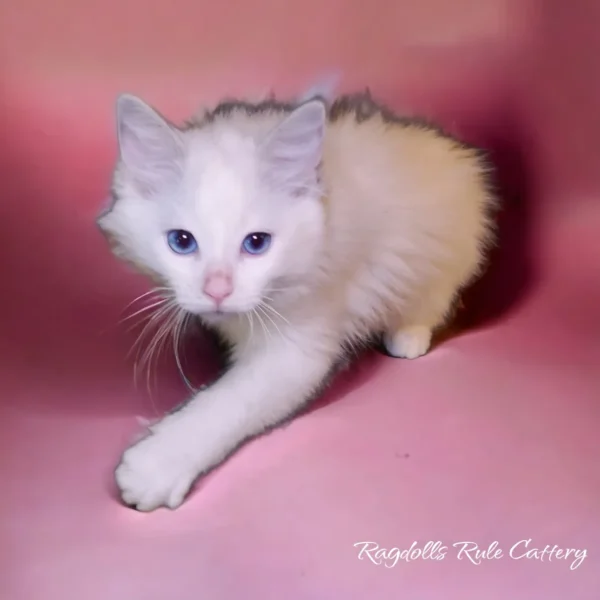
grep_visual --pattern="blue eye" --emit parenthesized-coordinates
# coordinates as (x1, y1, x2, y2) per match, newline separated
(242, 232, 272, 255)
(167, 229, 198, 254)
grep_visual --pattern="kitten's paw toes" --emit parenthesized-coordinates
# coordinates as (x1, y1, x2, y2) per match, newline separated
(115, 427, 199, 512)
(384, 325, 432, 359)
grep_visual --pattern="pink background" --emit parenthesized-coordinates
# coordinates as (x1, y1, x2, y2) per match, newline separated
(1, 0, 599, 598)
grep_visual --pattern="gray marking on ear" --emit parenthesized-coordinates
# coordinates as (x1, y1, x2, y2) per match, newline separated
(260, 99, 326, 197)
(298, 71, 341, 105)
(115, 94, 185, 195)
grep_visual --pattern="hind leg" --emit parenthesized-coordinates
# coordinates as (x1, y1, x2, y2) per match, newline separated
(384, 278, 459, 359)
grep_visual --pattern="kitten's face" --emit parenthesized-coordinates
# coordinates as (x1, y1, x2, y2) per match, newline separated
(98, 95, 327, 320)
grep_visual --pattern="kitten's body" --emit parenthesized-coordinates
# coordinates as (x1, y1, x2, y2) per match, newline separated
(98, 89, 496, 511)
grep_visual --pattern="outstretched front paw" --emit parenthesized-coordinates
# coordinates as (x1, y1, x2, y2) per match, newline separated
(115, 419, 200, 512)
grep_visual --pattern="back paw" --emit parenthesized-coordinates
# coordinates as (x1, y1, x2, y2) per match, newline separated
(383, 325, 432, 359)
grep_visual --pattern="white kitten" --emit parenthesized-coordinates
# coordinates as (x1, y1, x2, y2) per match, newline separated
(97, 88, 496, 511)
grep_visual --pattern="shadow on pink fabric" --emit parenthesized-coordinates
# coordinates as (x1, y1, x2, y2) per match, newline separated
(0, 1, 598, 598)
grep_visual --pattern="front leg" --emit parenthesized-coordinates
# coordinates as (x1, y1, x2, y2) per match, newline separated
(115, 324, 338, 511)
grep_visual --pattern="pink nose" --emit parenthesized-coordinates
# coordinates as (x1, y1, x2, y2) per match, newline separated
(203, 271, 233, 305)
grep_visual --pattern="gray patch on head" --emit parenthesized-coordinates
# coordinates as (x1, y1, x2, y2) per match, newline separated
(185, 91, 336, 130)
(186, 98, 296, 129)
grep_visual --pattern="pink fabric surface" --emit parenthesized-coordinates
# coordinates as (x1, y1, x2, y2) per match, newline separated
(1, 1, 599, 598)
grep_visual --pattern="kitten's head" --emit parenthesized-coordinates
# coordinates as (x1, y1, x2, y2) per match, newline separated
(97, 94, 327, 320)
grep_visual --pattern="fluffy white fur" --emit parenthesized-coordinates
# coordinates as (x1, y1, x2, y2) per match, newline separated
(97, 88, 496, 511)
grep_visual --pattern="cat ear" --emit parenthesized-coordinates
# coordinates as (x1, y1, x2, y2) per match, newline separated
(298, 70, 341, 104)
(116, 94, 184, 194)
(261, 99, 326, 196)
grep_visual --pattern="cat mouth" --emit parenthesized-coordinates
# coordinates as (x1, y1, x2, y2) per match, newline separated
(203, 308, 230, 316)
(184, 301, 259, 319)
(200, 306, 244, 319)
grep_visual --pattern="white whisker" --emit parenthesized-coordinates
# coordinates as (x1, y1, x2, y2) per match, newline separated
(260, 302, 291, 326)
(129, 301, 178, 415)
(120, 298, 170, 324)
(263, 286, 294, 293)
(254, 306, 270, 342)
(121, 287, 171, 313)
(173, 311, 196, 392)
(143, 309, 177, 373)
(256, 303, 283, 341)
(128, 301, 176, 360)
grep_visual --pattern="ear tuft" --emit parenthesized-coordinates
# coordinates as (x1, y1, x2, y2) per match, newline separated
(115, 94, 184, 195)
(260, 99, 326, 196)
(298, 71, 341, 104)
